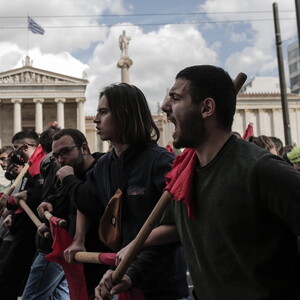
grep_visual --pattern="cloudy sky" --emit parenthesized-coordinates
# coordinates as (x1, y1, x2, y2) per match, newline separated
(0, 0, 297, 115)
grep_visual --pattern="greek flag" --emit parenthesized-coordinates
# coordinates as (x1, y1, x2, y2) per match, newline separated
(28, 16, 45, 35)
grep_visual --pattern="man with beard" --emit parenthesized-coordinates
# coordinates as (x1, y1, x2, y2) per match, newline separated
(35, 128, 110, 300)
(102, 65, 300, 300)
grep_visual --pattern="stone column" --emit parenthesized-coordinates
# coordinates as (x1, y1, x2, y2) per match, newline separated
(244, 109, 251, 131)
(55, 98, 66, 129)
(257, 109, 266, 136)
(76, 98, 86, 133)
(11, 98, 23, 133)
(117, 57, 133, 84)
(33, 98, 44, 133)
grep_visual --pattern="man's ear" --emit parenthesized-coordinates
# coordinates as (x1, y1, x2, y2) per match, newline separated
(81, 142, 89, 155)
(199, 98, 215, 118)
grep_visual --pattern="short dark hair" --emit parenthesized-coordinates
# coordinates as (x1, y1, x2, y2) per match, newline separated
(100, 83, 160, 145)
(176, 65, 236, 131)
(52, 128, 89, 152)
(12, 130, 39, 144)
(0, 145, 14, 155)
(248, 135, 275, 152)
(269, 136, 283, 156)
(39, 125, 61, 153)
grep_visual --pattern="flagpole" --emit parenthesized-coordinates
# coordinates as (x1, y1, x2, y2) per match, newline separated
(26, 15, 29, 56)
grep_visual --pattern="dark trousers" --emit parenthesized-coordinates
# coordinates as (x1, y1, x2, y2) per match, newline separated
(0, 219, 36, 300)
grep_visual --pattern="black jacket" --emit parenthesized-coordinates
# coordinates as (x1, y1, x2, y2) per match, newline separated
(62, 142, 189, 300)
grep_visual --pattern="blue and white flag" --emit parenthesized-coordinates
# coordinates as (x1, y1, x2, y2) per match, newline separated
(28, 16, 45, 35)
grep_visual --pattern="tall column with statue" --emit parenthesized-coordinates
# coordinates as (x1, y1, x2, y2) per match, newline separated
(117, 30, 133, 84)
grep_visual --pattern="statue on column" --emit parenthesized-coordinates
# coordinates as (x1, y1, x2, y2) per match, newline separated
(119, 30, 131, 56)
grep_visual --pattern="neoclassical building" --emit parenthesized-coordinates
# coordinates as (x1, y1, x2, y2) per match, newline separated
(233, 92, 300, 145)
(0, 56, 87, 146)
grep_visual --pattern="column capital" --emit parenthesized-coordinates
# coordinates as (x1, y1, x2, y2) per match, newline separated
(33, 98, 45, 104)
(75, 97, 85, 103)
(272, 108, 280, 112)
(55, 98, 66, 103)
(11, 98, 23, 104)
(117, 57, 133, 68)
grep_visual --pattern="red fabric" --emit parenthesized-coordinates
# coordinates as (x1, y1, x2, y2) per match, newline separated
(98, 252, 116, 265)
(164, 148, 197, 219)
(0, 193, 15, 206)
(166, 144, 175, 154)
(14, 145, 46, 214)
(28, 145, 46, 177)
(242, 123, 254, 140)
(46, 216, 88, 300)
(7, 196, 16, 206)
(46, 218, 145, 299)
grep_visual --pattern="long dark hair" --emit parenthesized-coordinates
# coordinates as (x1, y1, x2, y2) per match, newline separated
(100, 83, 160, 145)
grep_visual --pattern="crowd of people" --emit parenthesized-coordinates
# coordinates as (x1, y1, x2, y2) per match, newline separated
(0, 65, 300, 300)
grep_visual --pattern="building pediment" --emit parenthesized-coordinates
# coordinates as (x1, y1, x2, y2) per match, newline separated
(0, 66, 88, 86)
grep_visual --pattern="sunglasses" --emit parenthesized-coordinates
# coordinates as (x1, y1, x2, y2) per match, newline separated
(52, 145, 77, 159)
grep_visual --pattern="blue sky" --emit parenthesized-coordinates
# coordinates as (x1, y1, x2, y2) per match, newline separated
(0, 0, 297, 115)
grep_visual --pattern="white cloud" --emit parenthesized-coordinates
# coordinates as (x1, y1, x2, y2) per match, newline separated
(199, 0, 296, 78)
(85, 23, 219, 115)
(0, 0, 126, 54)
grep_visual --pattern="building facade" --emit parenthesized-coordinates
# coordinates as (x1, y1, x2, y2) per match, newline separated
(0, 56, 87, 146)
(288, 41, 300, 94)
(233, 92, 300, 145)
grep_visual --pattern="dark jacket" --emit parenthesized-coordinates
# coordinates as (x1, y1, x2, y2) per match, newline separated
(37, 152, 111, 295)
(62, 142, 189, 300)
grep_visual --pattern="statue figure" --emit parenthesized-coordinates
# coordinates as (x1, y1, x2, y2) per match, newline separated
(14, 74, 20, 83)
(25, 72, 31, 83)
(36, 74, 41, 83)
(119, 30, 131, 56)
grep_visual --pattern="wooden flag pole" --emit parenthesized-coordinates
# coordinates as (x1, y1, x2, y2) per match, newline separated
(6, 163, 29, 196)
(19, 199, 51, 239)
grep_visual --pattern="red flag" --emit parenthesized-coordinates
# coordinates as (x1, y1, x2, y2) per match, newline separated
(28, 144, 46, 177)
(46, 215, 88, 300)
(46, 218, 145, 300)
(164, 148, 197, 218)
(242, 122, 254, 140)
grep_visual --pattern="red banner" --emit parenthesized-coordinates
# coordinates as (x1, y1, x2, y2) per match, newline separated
(46, 215, 88, 300)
